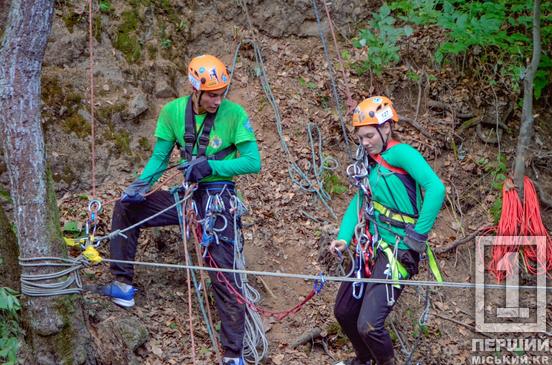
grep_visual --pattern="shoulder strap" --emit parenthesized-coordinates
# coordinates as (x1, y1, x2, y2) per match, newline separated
(371, 140, 419, 216)
(182, 96, 218, 161)
(369, 140, 407, 175)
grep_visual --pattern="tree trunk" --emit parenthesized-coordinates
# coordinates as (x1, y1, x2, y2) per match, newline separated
(513, 0, 541, 196)
(0, 1, 95, 364)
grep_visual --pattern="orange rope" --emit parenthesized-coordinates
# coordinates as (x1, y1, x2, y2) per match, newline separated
(520, 177, 551, 276)
(489, 178, 523, 281)
(88, 0, 96, 198)
(323, 1, 357, 115)
(489, 177, 552, 281)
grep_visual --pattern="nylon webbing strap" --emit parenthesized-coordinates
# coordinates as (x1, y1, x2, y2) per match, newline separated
(183, 96, 217, 161)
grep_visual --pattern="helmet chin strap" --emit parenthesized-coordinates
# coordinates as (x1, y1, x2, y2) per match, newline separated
(192, 90, 205, 114)
(375, 121, 391, 154)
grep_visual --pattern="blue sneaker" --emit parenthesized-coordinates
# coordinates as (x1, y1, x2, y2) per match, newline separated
(223, 357, 244, 365)
(100, 281, 137, 308)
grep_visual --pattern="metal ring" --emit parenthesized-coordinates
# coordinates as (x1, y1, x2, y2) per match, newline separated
(213, 214, 228, 232)
(88, 199, 102, 214)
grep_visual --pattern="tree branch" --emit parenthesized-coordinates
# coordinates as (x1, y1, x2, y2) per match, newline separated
(513, 0, 541, 196)
(434, 226, 493, 254)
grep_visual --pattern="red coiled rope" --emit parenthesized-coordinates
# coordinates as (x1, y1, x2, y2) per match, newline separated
(489, 177, 551, 281)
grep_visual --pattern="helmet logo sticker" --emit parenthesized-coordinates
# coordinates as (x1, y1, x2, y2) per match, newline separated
(188, 74, 201, 90)
(222, 74, 228, 83)
(372, 97, 382, 104)
(209, 68, 219, 82)
(199, 67, 205, 73)
(210, 136, 222, 149)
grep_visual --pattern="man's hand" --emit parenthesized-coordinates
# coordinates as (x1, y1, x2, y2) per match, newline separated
(403, 224, 428, 254)
(121, 179, 150, 203)
(179, 157, 213, 183)
(329, 239, 347, 256)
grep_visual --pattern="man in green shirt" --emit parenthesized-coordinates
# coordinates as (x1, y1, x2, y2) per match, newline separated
(330, 96, 445, 365)
(101, 54, 261, 365)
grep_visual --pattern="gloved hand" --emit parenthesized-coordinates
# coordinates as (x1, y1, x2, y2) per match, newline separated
(403, 224, 428, 254)
(179, 156, 212, 183)
(121, 179, 150, 203)
(329, 239, 347, 256)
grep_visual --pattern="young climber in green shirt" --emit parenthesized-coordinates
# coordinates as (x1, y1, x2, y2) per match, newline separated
(330, 96, 445, 365)
(101, 54, 260, 365)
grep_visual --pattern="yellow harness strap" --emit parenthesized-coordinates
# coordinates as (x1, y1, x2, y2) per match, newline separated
(372, 201, 417, 225)
(378, 240, 409, 289)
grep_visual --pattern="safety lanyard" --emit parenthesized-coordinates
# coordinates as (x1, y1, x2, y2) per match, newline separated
(183, 96, 217, 161)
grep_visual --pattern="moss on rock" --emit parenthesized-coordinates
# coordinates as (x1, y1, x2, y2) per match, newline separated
(62, 113, 91, 138)
(114, 10, 142, 63)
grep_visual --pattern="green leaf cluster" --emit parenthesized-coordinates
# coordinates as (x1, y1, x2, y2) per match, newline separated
(352, 4, 413, 75)
(354, 0, 552, 98)
(0, 288, 21, 365)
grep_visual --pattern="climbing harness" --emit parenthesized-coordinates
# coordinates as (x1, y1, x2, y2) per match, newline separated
(344, 140, 445, 363)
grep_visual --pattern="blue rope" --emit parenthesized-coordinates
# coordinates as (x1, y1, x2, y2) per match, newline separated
(311, 0, 353, 160)
(313, 272, 326, 294)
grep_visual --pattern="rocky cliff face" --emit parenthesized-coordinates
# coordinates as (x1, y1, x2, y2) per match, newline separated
(0, 0, 374, 197)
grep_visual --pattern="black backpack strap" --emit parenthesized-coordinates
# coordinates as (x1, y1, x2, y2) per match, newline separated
(182, 96, 218, 160)
(183, 96, 196, 161)
(196, 112, 216, 158)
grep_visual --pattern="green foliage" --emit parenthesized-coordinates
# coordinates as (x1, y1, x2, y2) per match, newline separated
(476, 154, 508, 223)
(0, 187, 10, 203)
(0, 287, 21, 365)
(160, 38, 173, 49)
(490, 197, 503, 224)
(323, 171, 348, 196)
(158, 25, 174, 51)
(476, 154, 508, 190)
(352, 4, 413, 75)
(406, 70, 421, 82)
(388, 0, 552, 98)
(413, 323, 430, 337)
(298, 77, 317, 90)
(99, 0, 111, 14)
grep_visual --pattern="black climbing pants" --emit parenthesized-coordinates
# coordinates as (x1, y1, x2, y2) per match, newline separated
(334, 248, 419, 364)
(109, 181, 245, 358)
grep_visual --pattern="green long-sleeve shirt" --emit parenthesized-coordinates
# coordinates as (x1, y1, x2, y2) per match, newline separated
(337, 143, 445, 250)
(139, 138, 261, 185)
(138, 96, 261, 184)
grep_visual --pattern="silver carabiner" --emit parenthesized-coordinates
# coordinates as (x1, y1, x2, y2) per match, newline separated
(352, 268, 364, 299)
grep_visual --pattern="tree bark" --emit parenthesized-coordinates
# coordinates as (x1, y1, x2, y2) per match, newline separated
(0, 204, 19, 290)
(0, 1, 95, 364)
(513, 0, 541, 197)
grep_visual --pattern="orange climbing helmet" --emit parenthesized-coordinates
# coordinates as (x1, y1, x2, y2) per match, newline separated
(188, 54, 230, 91)
(351, 96, 399, 127)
